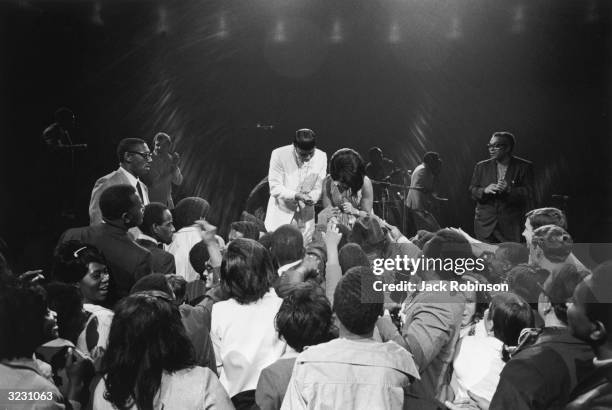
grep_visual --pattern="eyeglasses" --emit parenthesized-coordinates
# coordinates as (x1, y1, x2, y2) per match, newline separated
(127, 151, 153, 160)
(487, 143, 507, 150)
(73, 246, 88, 258)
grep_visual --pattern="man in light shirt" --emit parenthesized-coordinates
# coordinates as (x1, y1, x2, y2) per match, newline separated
(89, 138, 152, 225)
(265, 129, 327, 242)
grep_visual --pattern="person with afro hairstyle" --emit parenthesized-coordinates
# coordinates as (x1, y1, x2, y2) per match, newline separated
(281, 267, 419, 410)
(256, 284, 336, 410)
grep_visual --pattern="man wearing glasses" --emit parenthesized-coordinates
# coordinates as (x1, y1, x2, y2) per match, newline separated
(264, 128, 327, 242)
(89, 138, 152, 225)
(469, 131, 534, 243)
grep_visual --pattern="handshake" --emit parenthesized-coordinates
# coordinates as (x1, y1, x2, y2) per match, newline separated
(484, 179, 510, 195)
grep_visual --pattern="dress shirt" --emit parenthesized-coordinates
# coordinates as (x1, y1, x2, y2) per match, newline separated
(117, 166, 149, 204)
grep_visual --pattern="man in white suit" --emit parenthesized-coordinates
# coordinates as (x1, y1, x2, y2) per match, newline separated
(264, 129, 327, 242)
(89, 138, 152, 225)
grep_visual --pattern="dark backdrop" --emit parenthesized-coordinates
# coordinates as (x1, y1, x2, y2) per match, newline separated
(1, 0, 610, 271)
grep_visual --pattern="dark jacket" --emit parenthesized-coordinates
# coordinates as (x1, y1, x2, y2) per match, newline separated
(59, 223, 152, 304)
(490, 327, 597, 410)
(136, 238, 176, 275)
(469, 156, 534, 242)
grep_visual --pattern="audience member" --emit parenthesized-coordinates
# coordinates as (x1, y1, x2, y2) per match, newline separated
(0, 277, 90, 409)
(458, 273, 491, 338)
(281, 267, 419, 409)
(485, 241, 529, 283)
(338, 243, 370, 274)
(451, 293, 534, 407)
(229, 221, 260, 241)
(490, 263, 595, 409)
(92, 291, 232, 409)
(211, 238, 285, 406)
(59, 184, 152, 304)
(271, 224, 305, 274)
(89, 138, 151, 225)
(529, 224, 573, 277)
(129, 273, 217, 374)
(137, 202, 177, 274)
(256, 284, 335, 410)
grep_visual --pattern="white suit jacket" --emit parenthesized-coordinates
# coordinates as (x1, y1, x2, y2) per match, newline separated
(264, 145, 327, 232)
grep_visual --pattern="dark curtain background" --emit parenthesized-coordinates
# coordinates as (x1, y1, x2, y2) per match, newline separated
(1, 0, 610, 271)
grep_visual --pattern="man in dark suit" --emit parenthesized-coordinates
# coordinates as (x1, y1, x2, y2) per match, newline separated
(469, 131, 534, 243)
(137, 202, 177, 274)
(59, 184, 152, 304)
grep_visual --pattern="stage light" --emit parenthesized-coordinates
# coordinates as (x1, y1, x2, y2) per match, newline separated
(388, 22, 400, 44)
(330, 19, 343, 43)
(91, 1, 103, 26)
(157, 5, 168, 35)
(446, 16, 462, 40)
(217, 13, 229, 38)
(511, 4, 525, 34)
(273, 20, 287, 43)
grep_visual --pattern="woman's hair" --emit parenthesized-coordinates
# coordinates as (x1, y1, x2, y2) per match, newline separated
(488, 292, 534, 361)
(275, 284, 335, 352)
(230, 221, 260, 240)
(461, 273, 491, 322)
(338, 243, 370, 275)
(45, 281, 85, 344)
(221, 238, 276, 304)
(53, 241, 106, 283)
(173, 197, 210, 230)
(329, 148, 366, 193)
(102, 291, 195, 409)
(0, 277, 47, 360)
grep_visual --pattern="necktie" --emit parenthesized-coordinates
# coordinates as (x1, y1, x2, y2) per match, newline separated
(136, 181, 144, 203)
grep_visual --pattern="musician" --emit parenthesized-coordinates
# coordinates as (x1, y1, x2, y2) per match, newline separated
(322, 148, 374, 228)
(405, 152, 445, 232)
(365, 147, 395, 181)
(143, 132, 183, 209)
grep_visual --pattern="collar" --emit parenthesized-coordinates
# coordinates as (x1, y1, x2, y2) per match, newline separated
(281, 347, 300, 360)
(138, 233, 160, 245)
(1, 357, 45, 376)
(278, 259, 302, 274)
(118, 165, 139, 187)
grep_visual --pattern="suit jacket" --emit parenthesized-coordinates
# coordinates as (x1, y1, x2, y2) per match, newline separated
(469, 156, 534, 242)
(136, 238, 176, 274)
(264, 145, 327, 232)
(59, 223, 152, 303)
(89, 167, 149, 225)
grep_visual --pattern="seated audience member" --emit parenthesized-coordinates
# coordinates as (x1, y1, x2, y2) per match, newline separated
(450, 293, 534, 407)
(92, 291, 232, 409)
(211, 238, 286, 406)
(241, 210, 267, 234)
(129, 274, 216, 374)
(565, 261, 612, 408)
(458, 273, 491, 338)
(168, 196, 214, 281)
(410, 229, 435, 250)
(490, 264, 595, 409)
(338, 243, 370, 275)
(53, 241, 113, 356)
(0, 277, 90, 409)
(281, 267, 419, 410)
(271, 224, 305, 274)
(506, 263, 549, 327)
(137, 202, 177, 274)
(256, 284, 336, 410)
(229, 221, 261, 241)
(484, 242, 529, 283)
(59, 184, 152, 304)
(376, 228, 467, 405)
(529, 224, 573, 277)
(275, 255, 321, 298)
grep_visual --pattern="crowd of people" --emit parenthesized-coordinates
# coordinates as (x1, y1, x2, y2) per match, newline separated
(1, 129, 611, 410)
